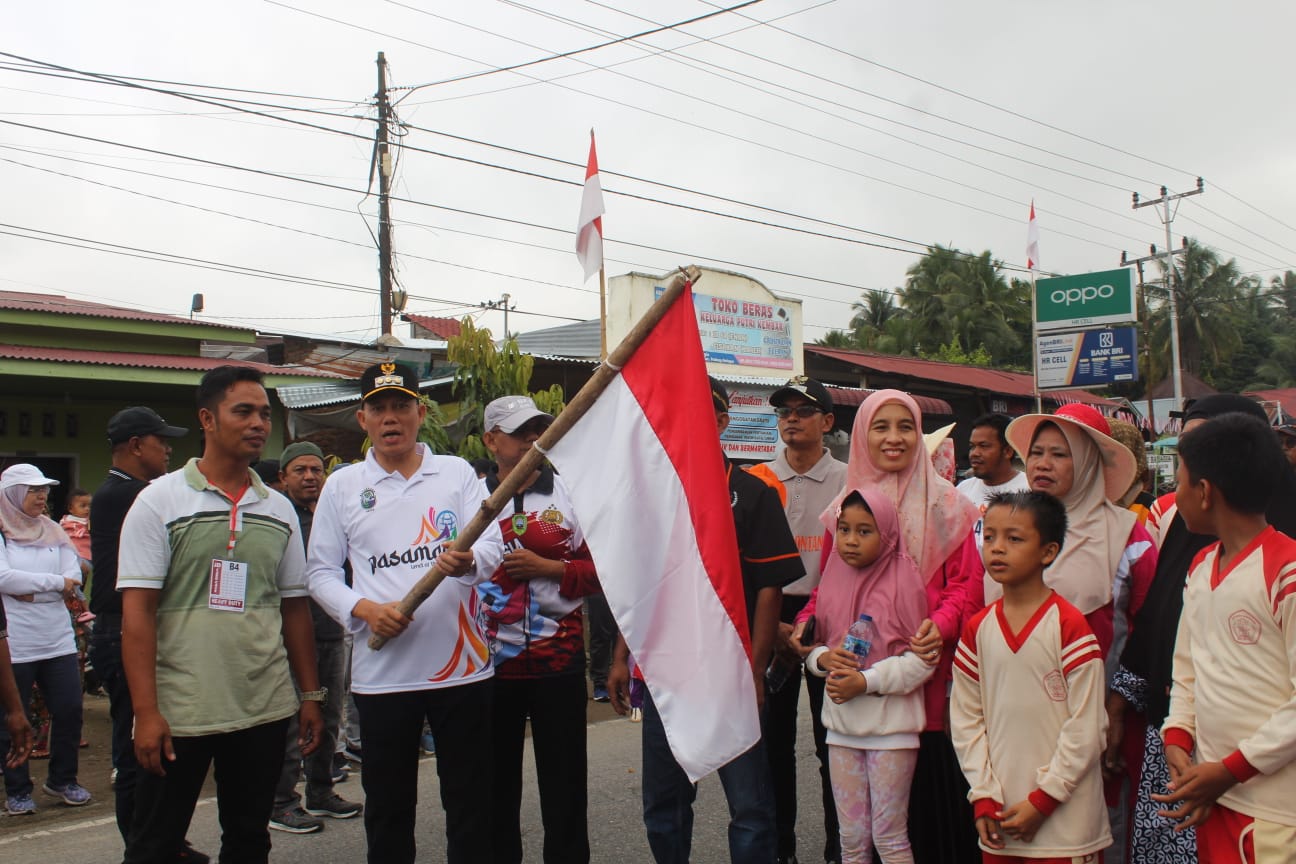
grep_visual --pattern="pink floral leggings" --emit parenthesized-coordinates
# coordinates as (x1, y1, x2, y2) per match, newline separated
(828, 744, 919, 864)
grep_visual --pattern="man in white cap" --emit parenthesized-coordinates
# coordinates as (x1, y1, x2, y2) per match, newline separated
(307, 361, 505, 864)
(478, 394, 601, 864)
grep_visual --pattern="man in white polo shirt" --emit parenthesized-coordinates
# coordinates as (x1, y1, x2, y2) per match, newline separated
(956, 412, 1030, 549)
(307, 362, 505, 864)
(119, 366, 324, 864)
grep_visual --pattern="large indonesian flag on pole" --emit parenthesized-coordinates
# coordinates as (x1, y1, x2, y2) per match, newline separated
(547, 285, 757, 782)
(1026, 199, 1040, 271)
(575, 130, 605, 281)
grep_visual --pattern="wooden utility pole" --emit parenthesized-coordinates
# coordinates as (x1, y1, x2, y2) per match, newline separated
(375, 51, 394, 337)
(1132, 178, 1204, 409)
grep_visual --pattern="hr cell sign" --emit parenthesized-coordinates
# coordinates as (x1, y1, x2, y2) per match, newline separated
(1035, 268, 1135, 332)
(1036, 328, 1139, 389)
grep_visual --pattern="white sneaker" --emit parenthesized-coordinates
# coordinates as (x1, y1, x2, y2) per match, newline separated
(630, 707, 642, 723)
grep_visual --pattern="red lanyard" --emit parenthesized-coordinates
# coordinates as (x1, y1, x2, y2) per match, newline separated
(223, 483, 250, 554)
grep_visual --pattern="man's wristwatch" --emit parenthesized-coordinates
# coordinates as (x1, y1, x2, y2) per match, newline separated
(300, 687, 329, 706)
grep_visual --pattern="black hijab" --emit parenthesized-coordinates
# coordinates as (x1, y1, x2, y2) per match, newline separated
(1121, 395, 1296, 725)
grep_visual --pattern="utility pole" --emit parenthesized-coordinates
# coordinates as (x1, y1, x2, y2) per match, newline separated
(1120, 243, 1187, 436)
(1132, 178, 1204, 409)
(375, 51, 394, 338)
(480, 293, 516, 338)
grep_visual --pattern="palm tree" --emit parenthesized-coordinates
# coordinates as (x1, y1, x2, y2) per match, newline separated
(849, 289, 904, 349)
(1148, 239, 1243, 376)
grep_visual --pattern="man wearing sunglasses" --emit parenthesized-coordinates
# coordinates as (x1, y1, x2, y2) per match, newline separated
(748, 377, 847, 864)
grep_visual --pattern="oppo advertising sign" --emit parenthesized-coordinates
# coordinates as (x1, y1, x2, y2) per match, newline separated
(1034, 268, 1136, 332)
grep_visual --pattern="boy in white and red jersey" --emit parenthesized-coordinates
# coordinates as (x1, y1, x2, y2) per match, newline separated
(1156, 412, 1296, 862)
(952, 491, 1111, 863)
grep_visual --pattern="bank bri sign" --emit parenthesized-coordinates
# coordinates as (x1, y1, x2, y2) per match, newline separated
(1034, 268, 1135, 332)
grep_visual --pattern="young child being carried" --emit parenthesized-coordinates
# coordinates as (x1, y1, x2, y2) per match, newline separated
(951, 491, 1111, 863)
(803, 488, 935, 864)
(1154, 412, 1296, 861)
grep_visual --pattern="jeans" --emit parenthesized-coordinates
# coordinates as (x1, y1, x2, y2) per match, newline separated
(1, 652, 82, 798)
(88, 616, 138, 841)
(492, 673, 589, 864)
(641, 689, 776, 864)
(273, 637, 346, 811)
(766, 594, 839, 862)
(353, 678, 493, 864)
(124, 717, 289, 864)
(585, 594, 615, 690)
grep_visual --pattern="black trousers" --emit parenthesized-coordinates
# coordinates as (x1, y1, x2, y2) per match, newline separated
(491, 673, 590, 864)
(353, 678, 493, 864)
(764, 594, 839, 863)
(585, 594, 615, 690)
(124, 717, 289, 864)
(88, 616, 138, 844)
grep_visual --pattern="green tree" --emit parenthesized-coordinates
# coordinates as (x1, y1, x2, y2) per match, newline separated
(1149, 239, 1244, 377)
(447, 317, 565, 462)
(895, 245, 1028, 367)
(849, 289, 905, 349)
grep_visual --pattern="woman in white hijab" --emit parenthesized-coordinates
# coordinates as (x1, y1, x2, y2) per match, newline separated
(0, 464, 91, 814)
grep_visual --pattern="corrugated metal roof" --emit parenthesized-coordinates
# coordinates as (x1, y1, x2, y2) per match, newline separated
(0, 344, 343, 379)
(277, 373, 457, 409)
(403, 314, 462, 340)
(808, 346, 1117, 406)
(513, 320, 602, 359)
(0, 290, 248, 331)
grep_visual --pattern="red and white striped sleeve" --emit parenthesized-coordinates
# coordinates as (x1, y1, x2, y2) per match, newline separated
(1034, 603, 1107, 810)
(1232, 558, 1296, 779)
(950, 611, 1002, 815)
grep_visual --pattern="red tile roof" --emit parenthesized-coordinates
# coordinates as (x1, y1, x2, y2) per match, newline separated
(808, 346, 1118, 406)
(403, 314, 462, 340)
(0, 344, 343, 378)
(0, 290, 247, 331)
(823, 385, 953, 416)
(1246, 388, 1296, 420)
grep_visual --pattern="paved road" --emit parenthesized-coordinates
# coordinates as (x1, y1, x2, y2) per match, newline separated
(0, 694, 832, 863)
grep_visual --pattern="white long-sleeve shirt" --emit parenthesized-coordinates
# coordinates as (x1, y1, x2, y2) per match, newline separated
(1163, 527, 1296, 826)
(951, 592, 1111, 859)
(0, 539, 79, 663)
(806, 645, 933, 749)
(307, 446, 505, 694)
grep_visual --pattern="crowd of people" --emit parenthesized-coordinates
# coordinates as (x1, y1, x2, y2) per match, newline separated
(2, 361, 1294, 864)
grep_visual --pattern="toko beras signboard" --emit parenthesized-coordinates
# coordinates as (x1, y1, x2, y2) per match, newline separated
(1034, 268, 1135, 332)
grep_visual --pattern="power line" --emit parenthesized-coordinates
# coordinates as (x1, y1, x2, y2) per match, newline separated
(389, 0, 768, 93)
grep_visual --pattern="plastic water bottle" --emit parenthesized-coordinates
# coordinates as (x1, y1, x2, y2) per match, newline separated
(842, 614, 877, 668)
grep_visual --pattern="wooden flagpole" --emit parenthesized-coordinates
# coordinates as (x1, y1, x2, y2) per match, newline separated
(370, 265, 702, 650)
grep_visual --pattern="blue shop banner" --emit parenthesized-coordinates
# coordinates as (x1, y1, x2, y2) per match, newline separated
(1036, 327, 1138, 389)
(654, 285, 794, 370)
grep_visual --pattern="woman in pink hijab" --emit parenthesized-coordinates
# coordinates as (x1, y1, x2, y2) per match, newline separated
(797, 390, 983, 863)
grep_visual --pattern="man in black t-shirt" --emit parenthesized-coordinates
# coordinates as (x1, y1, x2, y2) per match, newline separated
(87, 407, 192, 856)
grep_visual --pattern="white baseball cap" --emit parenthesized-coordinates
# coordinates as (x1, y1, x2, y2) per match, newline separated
(484, 395, 553, 434)
(0, 463, 59, 491)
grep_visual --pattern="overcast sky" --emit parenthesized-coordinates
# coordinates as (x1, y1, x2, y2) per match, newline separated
(6, 0, 1295, 345)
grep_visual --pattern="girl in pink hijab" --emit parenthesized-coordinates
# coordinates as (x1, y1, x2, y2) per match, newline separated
(797, 390, 984, 863)
(807, 488, 933, 863)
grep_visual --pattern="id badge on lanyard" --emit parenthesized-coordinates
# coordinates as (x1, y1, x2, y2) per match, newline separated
(209, 484, 250, 612)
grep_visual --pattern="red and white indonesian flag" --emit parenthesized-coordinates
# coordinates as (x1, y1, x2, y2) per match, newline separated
(1026, 199, 1040, 271)
(575, 131, 605, 281)
(547, 285, 757, 782)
